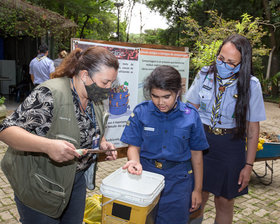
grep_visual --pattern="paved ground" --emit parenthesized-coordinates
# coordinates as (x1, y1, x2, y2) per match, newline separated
(1, 145, 280, 224)
(0, 100, 279, 223)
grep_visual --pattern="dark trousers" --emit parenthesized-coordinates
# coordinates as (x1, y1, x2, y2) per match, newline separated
(141, 157, 194, 224)
(15, 171, 86, 224)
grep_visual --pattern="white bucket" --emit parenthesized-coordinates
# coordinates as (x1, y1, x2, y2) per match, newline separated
(100, 167, 165, 207)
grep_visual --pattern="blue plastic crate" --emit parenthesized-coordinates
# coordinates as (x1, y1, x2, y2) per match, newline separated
(255, 142, 280, 159)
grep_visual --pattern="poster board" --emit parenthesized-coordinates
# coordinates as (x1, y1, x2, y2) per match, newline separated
(71, 39, 189, 149)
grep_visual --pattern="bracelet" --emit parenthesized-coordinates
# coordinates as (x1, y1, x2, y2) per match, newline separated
(245, 162, 254, 167)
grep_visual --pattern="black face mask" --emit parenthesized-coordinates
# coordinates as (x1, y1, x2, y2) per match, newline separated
(85, 82, 111, 103)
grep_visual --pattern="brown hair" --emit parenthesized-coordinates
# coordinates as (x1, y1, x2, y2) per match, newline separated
(52, 46, 119, 78)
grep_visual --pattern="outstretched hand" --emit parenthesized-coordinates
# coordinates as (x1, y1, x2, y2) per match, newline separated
(122, 160, 142, 175)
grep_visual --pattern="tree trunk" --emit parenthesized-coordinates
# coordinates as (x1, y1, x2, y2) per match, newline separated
(262, 0, 279, 97)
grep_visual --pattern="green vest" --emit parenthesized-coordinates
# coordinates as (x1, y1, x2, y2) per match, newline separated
(1, 77, 108, 218)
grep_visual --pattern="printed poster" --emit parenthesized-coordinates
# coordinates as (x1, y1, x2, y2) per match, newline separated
(72, 40, 190, 148)
(72, 40, 139, 147)
(138, 48, 189, 103)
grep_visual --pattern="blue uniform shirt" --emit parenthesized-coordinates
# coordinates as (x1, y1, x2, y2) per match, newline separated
(185, 66, 266, 128)
(29, 54, 55, 85)
(120, 100, 209, 162)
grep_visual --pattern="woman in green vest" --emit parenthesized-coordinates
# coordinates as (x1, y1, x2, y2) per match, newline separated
(0, 46, 119, 224)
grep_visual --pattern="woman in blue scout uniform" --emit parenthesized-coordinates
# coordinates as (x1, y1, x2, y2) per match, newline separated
(186, 34, 266, 224)
(120, 65, 209, 224)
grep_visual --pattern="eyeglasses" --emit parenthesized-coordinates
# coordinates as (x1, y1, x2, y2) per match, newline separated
(216, 56, 240, 70)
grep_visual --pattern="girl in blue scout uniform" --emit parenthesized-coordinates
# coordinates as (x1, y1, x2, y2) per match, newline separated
(186, 34, 266, 224)
(120, 65, 209, 224)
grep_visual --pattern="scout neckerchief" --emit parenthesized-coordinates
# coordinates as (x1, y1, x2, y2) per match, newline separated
(36, 54, 47, 62)
(210, 74, 237, 129)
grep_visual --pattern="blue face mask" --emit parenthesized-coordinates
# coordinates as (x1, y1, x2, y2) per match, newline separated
(216, 59, 241, 79)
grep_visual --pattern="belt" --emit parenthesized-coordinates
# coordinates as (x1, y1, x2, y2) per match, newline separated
(145, 158, 192, 171)
(203, 124, 236, 135)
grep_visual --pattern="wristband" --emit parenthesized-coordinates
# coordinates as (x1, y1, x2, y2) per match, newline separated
(245, 162, 253, 167)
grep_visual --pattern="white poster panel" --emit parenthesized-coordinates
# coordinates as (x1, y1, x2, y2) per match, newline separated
(138, 48, 189, 103)
(72, 40, 139, 147)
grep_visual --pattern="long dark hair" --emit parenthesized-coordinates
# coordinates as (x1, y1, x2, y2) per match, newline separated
(52, 46, 119, 78)
(209, 34, 252, 137)
(143, 65, 182, 99)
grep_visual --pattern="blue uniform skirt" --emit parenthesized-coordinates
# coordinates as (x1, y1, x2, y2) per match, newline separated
(140, 157, 194, 224)
(203, 132, 247, 199)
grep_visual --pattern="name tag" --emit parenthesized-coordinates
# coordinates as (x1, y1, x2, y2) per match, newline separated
(202, 84, 212, 90)
(144, 127, 155, 132)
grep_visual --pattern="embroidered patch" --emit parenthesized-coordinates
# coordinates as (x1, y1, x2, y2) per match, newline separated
(185, 108, 191, 114)
(200, 102, 206, 111)
(202, 84, 212, 90)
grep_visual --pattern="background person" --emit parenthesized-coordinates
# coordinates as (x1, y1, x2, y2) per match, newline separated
(54, 50, 68, 68)
(120, 65, 209, 224)
(186, 34, 266, 224)
(29, 43, 55, 86)
(0, 46, 119, 224)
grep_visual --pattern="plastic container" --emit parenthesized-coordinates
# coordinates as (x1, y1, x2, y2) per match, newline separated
(100, 167, 165, 224)
(255, 142, 280, 159)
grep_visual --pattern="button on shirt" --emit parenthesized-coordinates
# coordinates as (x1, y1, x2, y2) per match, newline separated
(120, 100, 209, 162)
(185, 66, 266, 128)
(29, 54, 55, 84)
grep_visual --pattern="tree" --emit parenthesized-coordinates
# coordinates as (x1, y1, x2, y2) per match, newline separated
(180, 11, 270, 80)
(145, 0, 196, 46)
(25, 0, 119, 51)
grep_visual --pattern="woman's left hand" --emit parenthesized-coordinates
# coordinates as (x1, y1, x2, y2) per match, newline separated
(99, 141, 117, 160)
(238, 165, 253, 192)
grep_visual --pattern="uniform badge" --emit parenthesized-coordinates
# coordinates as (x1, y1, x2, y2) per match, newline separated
(185, 108, 191, 114)
(200, 102, 206, 111)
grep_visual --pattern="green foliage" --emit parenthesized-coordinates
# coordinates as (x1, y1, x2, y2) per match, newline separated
(192, 40, 222, 68)
(0, 97, 5, 106)
(180, 11, 270, 78)
(1, 0, 119, 51)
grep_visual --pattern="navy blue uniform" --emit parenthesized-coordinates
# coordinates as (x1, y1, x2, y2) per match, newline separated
(121, 100, 208, 224)
(186, 67, 266, 199)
